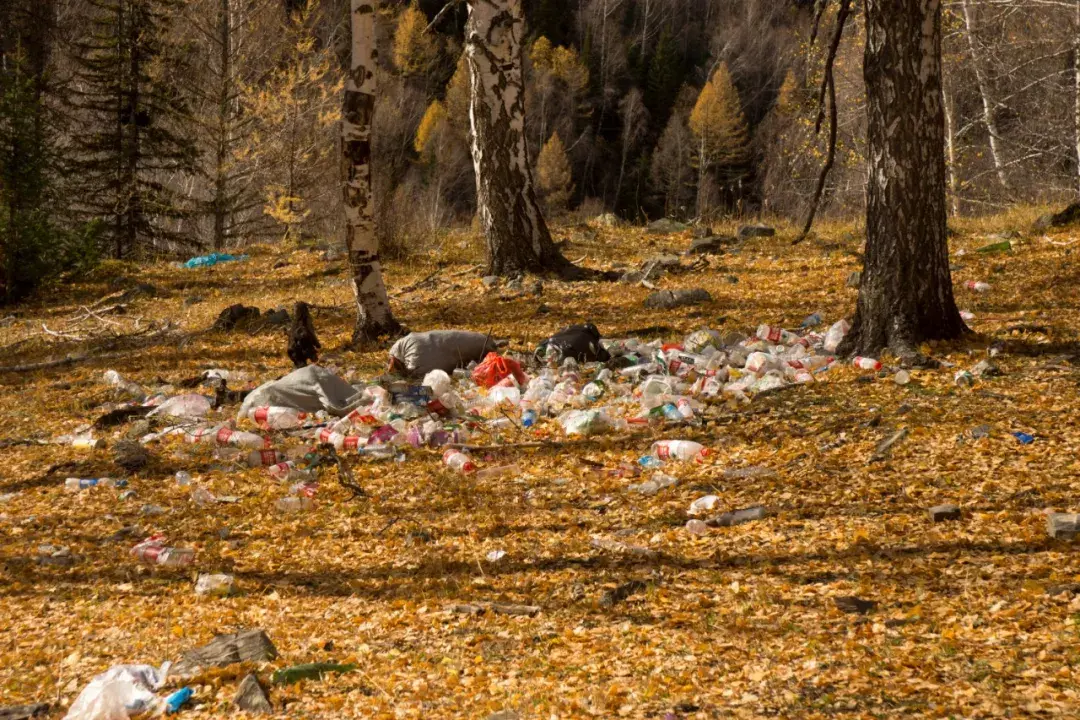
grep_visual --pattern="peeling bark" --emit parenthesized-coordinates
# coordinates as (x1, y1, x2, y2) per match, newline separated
(464, 0, 580, 278)
(840, 0, 966, 362)
(343, 0, 400, 346)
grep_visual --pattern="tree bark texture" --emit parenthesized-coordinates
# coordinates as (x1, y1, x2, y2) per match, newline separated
(840, 0, 966, 361)
(343, 0, 399, 346)
(464, 0, 576, 277)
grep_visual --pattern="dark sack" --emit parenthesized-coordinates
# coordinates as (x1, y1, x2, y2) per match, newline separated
(534, 322, 611, 364)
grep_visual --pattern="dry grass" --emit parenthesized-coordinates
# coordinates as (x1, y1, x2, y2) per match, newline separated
(1, 213, 1079, 718)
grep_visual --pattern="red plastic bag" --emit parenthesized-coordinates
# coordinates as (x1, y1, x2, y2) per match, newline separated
(471, 352, 527, 389)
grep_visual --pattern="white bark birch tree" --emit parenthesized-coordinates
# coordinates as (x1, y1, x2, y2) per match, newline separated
(463, 0, 581, 277)
(344, 0, 400, 346)
(960, 0, 1011, 194)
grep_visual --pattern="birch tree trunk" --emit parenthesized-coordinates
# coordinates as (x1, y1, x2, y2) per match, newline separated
(1074, 0, 1080, 192)
(944, 87, 959, 216)
(464, 0, 579, 277)
(960, 0, 1010, 194)
(839, 0, 966, 362)
(343, 0, 400, 345)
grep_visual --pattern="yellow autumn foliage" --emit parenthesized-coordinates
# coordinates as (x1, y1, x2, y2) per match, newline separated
(689, 62, 749, 167)
(537, 132, 574, 212)
(393, 1, 441, 76)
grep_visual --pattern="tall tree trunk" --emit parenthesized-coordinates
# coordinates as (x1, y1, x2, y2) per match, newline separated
(944, 87, 959, 216)
(212, 0, 231, 251)
(343, 0, 400, 346)
(839, 0, 966, 362)
(1074, 0, 1080, 193)
(464, 0, 579, 277)
(960, 0, 1010, 194)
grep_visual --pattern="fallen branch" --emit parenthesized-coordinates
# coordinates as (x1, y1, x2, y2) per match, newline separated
(0, 324, 175, 374)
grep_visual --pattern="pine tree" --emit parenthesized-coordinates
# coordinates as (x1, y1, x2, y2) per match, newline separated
(644, 29, 681, 123)
(393, 2, 441, 77)
(414, 100, 448, 157)
(537, 132, 574, 213)
(241, 5, 341, 242)
(689, 62, 749, 214)
(71, 0, 198, 259)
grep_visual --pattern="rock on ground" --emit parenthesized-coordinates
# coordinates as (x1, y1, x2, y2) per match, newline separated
(647, 218, 689, 234)
(687, 236, 736, 255)
(643, 288, 712, 309)
(113, 440, 150, 473)
(233, 673, 272, 714)
(929, 504, 961, 522)
(738, 224, 776, 239)
(1047, 513, 1080, 540)
(171, 629, 278, 678)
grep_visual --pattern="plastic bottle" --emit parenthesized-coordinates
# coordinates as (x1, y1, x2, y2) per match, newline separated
(215, 427, 269, 449)
(194, 573, 234, 596)
(676, 398, 695, 420)
(476, 464, 520, 481)
(175, 471, 192, 486)
(249, 406, 308, 429)
(894, 369, 911, 386)
(824, 319, 851, 353)
(71, 436, 106, 450)
(276, 496, 314, 513)
(443, 448, 476, 474)
(638, 455, 664, 469)
(954, 370, 974, 387)
(756, 324, 798, 345)
(965, 280, 991, 292)
(190, 487, 216, 507)
(131, 535, 195, 567)
(651, 440, 711, 462)
(660, 403, 683, 422)
(315, 428, 363, 451)
(65, 477, 127, 491)
(522, 407, 538, 428)
(164, 687, 193, 714)
(246, 449, 286, 467)
(852, 356, 882, 371)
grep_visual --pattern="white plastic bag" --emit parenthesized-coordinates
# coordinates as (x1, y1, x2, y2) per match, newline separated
(149, 394, 212, 419)
(64, 663, 170, 720)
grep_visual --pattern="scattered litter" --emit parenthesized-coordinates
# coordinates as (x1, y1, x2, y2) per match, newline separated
(485, 549, 507, 563)
(194, 573, 235, 596)
(1013, 431, 1035, 445)
(688, 495, 720, 516)
(685, 519, 709, 536)
(271, 662, 356, 686)
(63, 663, 171, 720)
(965, 280, 991, 292)
(389, 330, 496, 377)
(131, 535, 194, 567)
(183, 252, 246, 269)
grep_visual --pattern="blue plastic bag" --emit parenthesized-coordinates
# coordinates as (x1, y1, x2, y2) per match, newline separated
(183, 253, 247, 269)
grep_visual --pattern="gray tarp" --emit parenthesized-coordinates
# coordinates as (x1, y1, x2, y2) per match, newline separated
(389, 330, 495, 377)
(237, 365, 363, 420)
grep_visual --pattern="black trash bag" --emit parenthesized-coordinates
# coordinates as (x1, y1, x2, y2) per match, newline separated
(534, 322, 611, 364)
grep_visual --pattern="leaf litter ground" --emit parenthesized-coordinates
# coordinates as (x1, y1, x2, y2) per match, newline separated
(1, 214, 1079, 719)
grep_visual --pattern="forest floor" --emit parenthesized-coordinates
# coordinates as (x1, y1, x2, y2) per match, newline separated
(1, 210, 1080, 719)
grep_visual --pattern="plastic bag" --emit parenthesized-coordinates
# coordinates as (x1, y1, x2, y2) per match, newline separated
(64, 663, 170, 720)
(149, 394, 212, 419)
(471, 353, 527, 389)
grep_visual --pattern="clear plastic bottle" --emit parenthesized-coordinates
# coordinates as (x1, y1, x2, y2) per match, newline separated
(190, 487, 216, 507)
(676, 398, 695, 420)
(215, 427, 269, 449)
(175, 471, 192, 486)
(476, 464, 520, 481)
(276, 496, 314, 513)
(131, 535, 195, 567)
(651, 440, 711, 462)
(756, 324, 798, 345)
(824, 319, 851, 353)
(852, 356, 882, 371)
(247, 449, 286, 467)
(249, 406, 308, 429)
(195, 573, 235, 596)
(65, 477, 127, 491)
(443, 448, 476, 474)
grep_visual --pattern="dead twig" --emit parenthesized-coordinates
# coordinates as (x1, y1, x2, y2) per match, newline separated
(322, 444, 366, 498)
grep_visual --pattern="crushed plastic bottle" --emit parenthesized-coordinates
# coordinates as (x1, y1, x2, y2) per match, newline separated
(249, 406, 308, 429)
(268, 461, 313, 482)
(194, 573, 235, 596)
(276, 496, 314, 513)
(685, 519, 710, 536)
(131, 535, 195, 567)
(853, 356, 882, 371)
(443, 448, 476, 474)
(175, 471, 192, 486)
(215, 427, 270, 449)
(65, 477, 127, 491)
(824, 319, 850, 353)
(688, 495, 721, 515)
(247, 449, 286, 467)
(652, 440, 710, 462)
(190, 487, 216, 507)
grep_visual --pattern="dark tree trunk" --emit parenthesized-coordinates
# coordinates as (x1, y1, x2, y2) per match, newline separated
(464, 0, 581, 279)
(839, 0, 966, 362)
(212, 0, 231, 251)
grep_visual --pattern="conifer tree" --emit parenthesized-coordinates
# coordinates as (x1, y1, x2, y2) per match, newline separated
(644, 29, 680, 123)
(393, 2, 441, 77)
(71, 0, 197, 258)
(414, 100, 448, 157)
(689, 62, 749, 215)
(537, 132, 574, 213)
